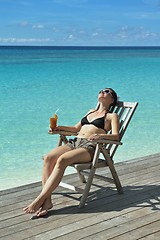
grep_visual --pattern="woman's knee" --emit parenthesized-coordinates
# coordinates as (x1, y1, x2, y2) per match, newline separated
(56, 155, 68, 169)
(43, 153, 56, 166)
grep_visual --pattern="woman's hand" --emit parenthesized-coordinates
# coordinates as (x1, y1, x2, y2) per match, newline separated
(54, 126, 60, 131)
(48, 125, 59, 133)
(88, 134, 101, 141)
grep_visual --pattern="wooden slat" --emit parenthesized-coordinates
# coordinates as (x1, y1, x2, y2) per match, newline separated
(139, 231, 160, 240)
(0, 153, 159, 240)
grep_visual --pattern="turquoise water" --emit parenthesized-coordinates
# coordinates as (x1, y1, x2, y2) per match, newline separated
(0, 46, 160, 190)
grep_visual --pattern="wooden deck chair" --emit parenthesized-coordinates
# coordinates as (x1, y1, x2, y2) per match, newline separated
(50, 101, 138, 208)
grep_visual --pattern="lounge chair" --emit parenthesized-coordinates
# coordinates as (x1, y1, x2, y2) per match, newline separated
(50, 101, 138, 208)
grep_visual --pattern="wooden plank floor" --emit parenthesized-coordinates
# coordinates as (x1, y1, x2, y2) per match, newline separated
(0, 153, 160, 240)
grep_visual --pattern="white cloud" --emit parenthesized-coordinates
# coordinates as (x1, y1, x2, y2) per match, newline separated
(32, 24, 44, 29)
(0, 37, 51, 43)
(18, 22, 45, 29)
(20, 21, 29, 27)
(113, 26, 160, 44)
(0, 25, 160, 46)
(68, 34, 73, 39)
(52, 27, 59, 32)
(92, 32, 99, 37)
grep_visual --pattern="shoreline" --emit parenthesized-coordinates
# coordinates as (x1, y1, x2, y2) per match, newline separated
(1, 153, 159, 193)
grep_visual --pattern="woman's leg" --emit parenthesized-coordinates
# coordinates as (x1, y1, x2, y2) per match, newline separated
(36, 145, 72, 216)
(42, 145, 72, 186)
(23, 148, 91, 214)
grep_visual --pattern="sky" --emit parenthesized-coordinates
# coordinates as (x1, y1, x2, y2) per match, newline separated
(0, 0, 160, 46)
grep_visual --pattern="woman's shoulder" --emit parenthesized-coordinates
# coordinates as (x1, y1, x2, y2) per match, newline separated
(81, 109, 95, 118)
(86, 109, 96, 114)
(89, 108, 96, 112)
(107, 112, 119, 120)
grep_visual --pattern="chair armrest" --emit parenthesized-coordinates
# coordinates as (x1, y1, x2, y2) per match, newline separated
(48, 130, 78, 136)
(94, 139, 123, 145)
(48, 131, 122, 145)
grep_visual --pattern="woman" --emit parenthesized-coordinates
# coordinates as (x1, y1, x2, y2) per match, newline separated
(23, 88, 120, 217)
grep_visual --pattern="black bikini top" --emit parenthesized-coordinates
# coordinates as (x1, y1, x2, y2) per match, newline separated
(81, 110, 107, 132)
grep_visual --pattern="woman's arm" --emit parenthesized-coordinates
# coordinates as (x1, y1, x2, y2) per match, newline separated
(54, 109, 95, 133)
(55, 121, 82, 133)
(108, 112, 120, 141)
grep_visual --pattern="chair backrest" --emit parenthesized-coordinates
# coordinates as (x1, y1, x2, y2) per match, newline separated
(108, 101, 138, 159)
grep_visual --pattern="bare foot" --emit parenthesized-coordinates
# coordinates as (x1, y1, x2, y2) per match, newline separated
(23, 199, 43, 214)
(36, 198, 53, 217)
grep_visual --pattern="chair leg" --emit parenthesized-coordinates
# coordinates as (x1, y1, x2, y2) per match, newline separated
(110, 166, 123, 194)
(79, 144, 101, 208)
(79, 168, 96, 208)
(58, 135, 68, 146)
(102, 148, 123, 194)
(76, 169, 86, 183)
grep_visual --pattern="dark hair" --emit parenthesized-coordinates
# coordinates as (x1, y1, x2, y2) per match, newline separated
(106, 88, 118, 108)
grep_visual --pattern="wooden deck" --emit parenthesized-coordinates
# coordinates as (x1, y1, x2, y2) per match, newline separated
(0, 153, 160, 240)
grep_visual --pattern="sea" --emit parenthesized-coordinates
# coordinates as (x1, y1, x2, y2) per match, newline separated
(0, 46, 160, 191)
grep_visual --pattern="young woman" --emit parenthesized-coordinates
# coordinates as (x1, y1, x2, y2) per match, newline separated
(23, 88, 120, 216)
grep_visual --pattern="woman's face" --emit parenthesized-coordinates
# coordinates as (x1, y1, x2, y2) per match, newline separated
(98, 89, 114, 102)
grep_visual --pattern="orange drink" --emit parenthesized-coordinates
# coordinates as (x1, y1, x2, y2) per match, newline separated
(50, 114, 58, 130)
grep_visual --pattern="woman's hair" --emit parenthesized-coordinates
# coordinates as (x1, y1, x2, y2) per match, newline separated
(107, 88, 118, 108)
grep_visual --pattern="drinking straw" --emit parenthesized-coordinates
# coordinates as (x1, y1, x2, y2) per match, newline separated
(55, 108, 59, 114)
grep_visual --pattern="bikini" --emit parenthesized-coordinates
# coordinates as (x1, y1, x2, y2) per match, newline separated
(67, 111, 107, 158)
(81, 110, 107, 133)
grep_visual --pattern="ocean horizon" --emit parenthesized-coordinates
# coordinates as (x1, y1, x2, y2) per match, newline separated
(0, 46, 160, 190)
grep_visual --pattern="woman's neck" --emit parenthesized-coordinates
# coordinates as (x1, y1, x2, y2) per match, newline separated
(97, 104, 110, 113)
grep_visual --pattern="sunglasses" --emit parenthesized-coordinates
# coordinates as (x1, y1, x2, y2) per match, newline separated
(99, 89, 113, 98)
